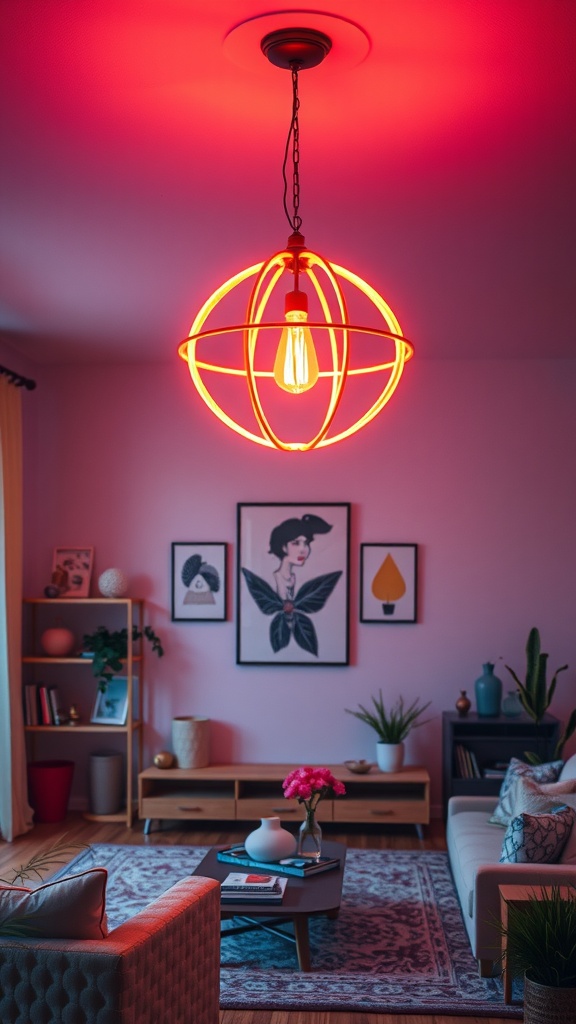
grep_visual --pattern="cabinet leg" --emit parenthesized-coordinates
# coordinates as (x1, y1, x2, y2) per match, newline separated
(415, 824, 424, 840)
(143, 818, 153, 835)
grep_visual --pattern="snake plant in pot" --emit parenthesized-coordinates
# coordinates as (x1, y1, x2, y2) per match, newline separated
(345, 691, 432, 772)
(498, 884, 576, 1024)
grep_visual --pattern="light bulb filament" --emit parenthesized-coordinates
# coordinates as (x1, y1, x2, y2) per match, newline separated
(274, 307, 319, 394)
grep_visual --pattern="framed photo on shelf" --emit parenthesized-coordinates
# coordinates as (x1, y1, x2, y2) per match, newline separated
(360, 543, 418, 623)
(51, 547, 94, 598)
(90, 676, 130, 725)
(237, 502, 350, 666)
(171, 542, 227, 621)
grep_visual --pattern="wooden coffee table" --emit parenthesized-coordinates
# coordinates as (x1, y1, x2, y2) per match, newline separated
(193, 840, 346, 972)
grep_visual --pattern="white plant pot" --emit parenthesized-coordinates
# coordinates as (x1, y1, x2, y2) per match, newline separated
(245, 817, 297, 862)
(376, 741, 405, 773)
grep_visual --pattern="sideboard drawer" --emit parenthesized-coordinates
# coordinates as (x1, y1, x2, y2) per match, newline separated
(333, 798, 428, 823)
(140, 794, 236, 820)
(236, 797, 300, 821)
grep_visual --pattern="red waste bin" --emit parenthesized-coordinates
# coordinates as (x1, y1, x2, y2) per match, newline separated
(27, 760, 74, 823)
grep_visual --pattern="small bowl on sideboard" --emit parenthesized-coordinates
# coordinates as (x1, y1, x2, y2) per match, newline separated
(343, 759, 375, 775)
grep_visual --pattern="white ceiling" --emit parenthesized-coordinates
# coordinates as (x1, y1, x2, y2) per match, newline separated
(1, 0, 575, 366)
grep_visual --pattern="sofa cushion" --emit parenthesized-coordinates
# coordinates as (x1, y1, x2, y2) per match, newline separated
(0, 868, 108, 938)
(489, 757, 564, 826)
(510, 775, 576, 817)
(500, 805, 575, 864)
(559, 753, 576, 782)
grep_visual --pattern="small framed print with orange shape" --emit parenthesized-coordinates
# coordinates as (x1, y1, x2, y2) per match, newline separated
(360, 543, 417, 623)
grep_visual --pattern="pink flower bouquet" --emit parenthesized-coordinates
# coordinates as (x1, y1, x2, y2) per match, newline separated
(282, 765, 346, 814)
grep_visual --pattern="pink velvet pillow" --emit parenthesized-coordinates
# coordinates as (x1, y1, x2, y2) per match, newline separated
(0, 868, 108, 939)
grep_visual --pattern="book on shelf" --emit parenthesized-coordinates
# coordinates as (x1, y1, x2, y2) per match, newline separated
(216, 844, 341, 878)
(38, 685, 52, 725)
(48, 686, 61, 725)
(220, 872, 287, 903)
(454, 744, 481, 779)
(24, 683, 39, 725)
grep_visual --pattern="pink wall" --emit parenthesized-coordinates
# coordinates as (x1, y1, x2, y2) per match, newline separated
(19, 355, 576, 814)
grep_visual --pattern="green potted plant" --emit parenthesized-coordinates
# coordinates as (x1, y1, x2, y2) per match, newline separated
(498, 885, 576, 1024)
(82, 624, 164, 691)
(505, 627, 576, 762)
(345, 691, 432, 772)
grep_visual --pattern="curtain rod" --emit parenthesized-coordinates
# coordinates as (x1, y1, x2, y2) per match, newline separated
(0, 364, 36, 390)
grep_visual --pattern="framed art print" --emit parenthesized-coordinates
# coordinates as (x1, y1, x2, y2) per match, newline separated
(360, 543, 417, 623)
(171, 542, 227, 621)
(91, 676, 130, 725)
(237, 502, 350, 665)
(51, 547, 94, 597)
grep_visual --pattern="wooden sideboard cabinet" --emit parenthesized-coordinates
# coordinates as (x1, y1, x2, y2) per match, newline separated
(442, 710, 560, 816)
(138, 763, 430, 837)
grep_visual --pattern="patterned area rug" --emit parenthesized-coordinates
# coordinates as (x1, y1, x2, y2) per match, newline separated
(56, 844, 522, 1017)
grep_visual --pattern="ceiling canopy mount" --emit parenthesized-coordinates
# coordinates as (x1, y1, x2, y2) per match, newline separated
(260, 27, 332, 70)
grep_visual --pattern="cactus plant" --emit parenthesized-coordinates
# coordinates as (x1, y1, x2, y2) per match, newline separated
(505, 627, 575, 761)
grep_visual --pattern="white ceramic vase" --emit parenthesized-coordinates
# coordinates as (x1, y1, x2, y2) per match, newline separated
(171, 716, 209, 768)
(244, 817, 297, 862)
(376, 741, 404, 772)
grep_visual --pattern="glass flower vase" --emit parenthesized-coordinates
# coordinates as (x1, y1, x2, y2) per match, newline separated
(297, 806, 322, 861)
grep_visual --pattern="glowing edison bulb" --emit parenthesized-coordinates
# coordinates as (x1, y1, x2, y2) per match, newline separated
(273, 290, 319, 394)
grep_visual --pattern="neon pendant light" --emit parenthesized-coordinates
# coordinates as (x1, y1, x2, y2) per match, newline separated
(178, 28, 414, 452)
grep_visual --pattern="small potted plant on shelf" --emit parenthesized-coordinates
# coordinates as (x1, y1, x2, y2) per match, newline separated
(345, 691, 432, 772)
(505, 627, 575, 762)
(82, 624, 164, 691)
(497, 884, 576, 1024)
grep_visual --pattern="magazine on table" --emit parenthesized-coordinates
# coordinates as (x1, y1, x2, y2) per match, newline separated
(220, 872, 287, 903)
(217, 844, 341, 877)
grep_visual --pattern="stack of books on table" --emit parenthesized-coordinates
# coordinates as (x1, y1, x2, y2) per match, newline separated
(220, 872, 288, 904)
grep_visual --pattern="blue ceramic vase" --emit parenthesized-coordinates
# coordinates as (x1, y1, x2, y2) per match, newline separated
(474, 662, 502, 716)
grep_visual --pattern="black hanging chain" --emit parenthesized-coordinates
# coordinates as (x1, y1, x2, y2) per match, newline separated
(282, 63, 302, 234)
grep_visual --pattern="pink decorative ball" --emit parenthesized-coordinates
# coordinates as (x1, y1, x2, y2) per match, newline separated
(41, 627, 75, 657)
(98, 568, 128, 598)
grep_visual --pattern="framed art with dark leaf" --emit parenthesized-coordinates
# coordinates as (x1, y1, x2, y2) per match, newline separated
(360, 543, 417, 623)
(171, 542, 227, 621)
(237, 502, 350, 665)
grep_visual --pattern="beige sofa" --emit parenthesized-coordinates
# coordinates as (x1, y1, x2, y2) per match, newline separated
(0, 874, 221, 1024)
(446, 752, 576, 976)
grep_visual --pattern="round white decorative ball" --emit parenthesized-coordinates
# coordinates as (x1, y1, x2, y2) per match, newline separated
(98, 568, 128, 598)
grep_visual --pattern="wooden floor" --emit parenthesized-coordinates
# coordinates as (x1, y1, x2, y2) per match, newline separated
(0, 814, 512, 1024)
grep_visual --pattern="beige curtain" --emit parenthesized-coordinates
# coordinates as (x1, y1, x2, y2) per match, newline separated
(0, 376, 33, 841)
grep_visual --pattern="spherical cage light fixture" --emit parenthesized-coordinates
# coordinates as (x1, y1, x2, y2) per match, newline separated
(178, 235, 413, 451)
(178, 27, 414, 451)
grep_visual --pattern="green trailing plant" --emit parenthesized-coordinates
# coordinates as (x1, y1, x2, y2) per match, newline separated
(497, 885, 576, 989)
(345, 691, 432, 744)
(505, 627, 575, 762)
(0, 833, 89, 886)
(82, 624, 164, 691)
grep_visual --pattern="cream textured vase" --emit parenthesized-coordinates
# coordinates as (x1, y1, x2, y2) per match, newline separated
(171, 716, 210, 768)
(244, 817, 297, 862)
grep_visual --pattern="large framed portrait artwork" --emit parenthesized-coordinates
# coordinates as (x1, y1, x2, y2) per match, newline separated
(237, 502, 350, 666)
